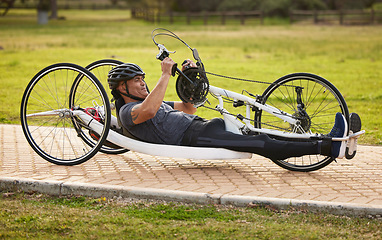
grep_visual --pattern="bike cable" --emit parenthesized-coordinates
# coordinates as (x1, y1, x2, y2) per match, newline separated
(152, 28, 300, 89)
(152, 28, 193, 51)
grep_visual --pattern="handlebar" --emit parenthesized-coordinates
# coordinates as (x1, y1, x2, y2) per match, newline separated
(155, 44, 178, 77)
(152, 28, 205, 76)
(155, 43, 198, 87)
(152, 28, 209, 97)
(155, 44, 174, 61)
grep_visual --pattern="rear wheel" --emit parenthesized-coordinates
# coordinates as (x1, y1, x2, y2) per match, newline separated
(254, 73, 349, 172)
(84, 59, 129, 154)
(20, 63, 111, 166)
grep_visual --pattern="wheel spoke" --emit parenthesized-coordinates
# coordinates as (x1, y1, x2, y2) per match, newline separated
(21, 63, 110, 165)
(255, 73, 348, 172)
(82, 59, 128, 155)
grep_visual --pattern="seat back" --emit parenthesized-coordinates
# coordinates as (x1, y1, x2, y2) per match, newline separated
(115, 98, 140, 140)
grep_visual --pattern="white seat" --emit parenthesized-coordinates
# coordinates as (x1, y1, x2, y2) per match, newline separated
(106, 128, 253, 160)
(81, 111, 252, 160)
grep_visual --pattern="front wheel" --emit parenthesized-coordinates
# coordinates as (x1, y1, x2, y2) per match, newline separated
(20, 63, 111, 166)
(254, 73, 349, 172)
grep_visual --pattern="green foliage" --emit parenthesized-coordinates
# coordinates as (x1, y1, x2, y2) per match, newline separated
(1, 191, 381, 239)
(171, 0, 368, 14)
(36, 0, 50, 11)
(259, 0, 291, 17)
(374, 2, 382, 10)
(123, 202, 240, 221)
(218, 0, 259, 11)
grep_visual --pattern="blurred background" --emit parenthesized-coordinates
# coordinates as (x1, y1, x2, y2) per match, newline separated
(2, 0, 382, 25)
(1, 0, 381, 145)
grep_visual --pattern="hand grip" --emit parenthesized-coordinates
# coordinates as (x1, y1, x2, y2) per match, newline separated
(157, 50, 169, 61)
(171, 63, 178, 77)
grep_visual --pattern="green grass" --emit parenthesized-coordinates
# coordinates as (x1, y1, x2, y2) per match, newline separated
(0, 9, 381, 144)
(1, 191, 381, 239)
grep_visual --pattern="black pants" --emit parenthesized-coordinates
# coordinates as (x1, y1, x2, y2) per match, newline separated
(181, 118, 330, 161)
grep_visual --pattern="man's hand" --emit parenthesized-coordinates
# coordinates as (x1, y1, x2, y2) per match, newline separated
(181, 59, 197, 71)
(161, 57, 176, 76)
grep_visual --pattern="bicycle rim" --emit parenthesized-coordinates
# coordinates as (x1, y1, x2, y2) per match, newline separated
(83, 59, 128, 154)
(255, 73, 349, 172)
(20, 63, 110, 165)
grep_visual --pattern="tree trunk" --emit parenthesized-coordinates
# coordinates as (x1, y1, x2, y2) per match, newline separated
(50, 0, 57, 19)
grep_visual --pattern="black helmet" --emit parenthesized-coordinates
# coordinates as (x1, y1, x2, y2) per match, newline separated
(108, 63, 145, 90)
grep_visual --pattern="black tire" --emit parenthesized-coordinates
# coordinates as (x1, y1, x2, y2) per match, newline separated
(254, 73, 349, 172)
(83, 59, 129, 154)
(20, 63, 111, 166)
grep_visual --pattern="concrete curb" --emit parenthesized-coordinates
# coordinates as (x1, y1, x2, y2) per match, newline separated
(1, 177, 381, 217)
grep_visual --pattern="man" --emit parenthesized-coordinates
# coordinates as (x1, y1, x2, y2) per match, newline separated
(108, 58, 357, 161)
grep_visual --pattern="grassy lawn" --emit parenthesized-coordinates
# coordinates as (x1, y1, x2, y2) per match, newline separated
(0, 9, 381, 145)
(1, 191, 381, 239)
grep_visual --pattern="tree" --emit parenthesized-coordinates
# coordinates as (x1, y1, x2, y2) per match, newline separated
(120, 0, 174, 10)
(291, 0, 327, 10)
(321, 0, 376, 10)
(1, 0, 15, 16)
(126, 0, 377, 17)
(50, 0, 57, 19)
(218, 0, 259, 11)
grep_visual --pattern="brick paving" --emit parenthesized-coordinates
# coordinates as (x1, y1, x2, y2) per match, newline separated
(1, 124, 381, 206)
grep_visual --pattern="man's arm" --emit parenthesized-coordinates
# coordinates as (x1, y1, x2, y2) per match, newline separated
(131, 58, 175, 124)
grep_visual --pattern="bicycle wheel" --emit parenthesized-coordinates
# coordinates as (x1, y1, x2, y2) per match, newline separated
(20, 63, 111, 166)
(254, 73, 349, 172)
(83, 59, 129, 154)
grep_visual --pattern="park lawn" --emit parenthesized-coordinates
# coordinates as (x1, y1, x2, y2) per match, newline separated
(0, 9, 381, 144)
(0, 191, 381, 239)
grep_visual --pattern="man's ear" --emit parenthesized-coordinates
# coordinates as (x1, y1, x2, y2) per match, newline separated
(117, 82, 125, 92)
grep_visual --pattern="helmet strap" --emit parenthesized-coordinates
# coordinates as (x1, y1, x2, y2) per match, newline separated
(111, 89, 122, 100)
(118, 80, 145, 101)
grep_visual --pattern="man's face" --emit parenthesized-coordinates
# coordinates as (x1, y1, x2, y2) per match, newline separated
(119, 75, 148, 100)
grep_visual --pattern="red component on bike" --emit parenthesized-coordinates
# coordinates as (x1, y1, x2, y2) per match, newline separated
(89, 130, 100, 141)
(84, 108, 102, 122)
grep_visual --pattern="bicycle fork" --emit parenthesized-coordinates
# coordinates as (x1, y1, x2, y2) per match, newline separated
(293, 86, 312, 134)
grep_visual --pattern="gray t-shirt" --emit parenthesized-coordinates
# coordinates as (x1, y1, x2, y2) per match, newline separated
(119, 101, 196, 145)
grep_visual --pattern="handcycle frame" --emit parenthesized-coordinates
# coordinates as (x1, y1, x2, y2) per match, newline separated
(207, 85, 361, 142)
(20, 29, 364, 172)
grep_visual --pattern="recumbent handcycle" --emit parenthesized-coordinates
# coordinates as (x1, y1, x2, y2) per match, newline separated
(20, 28, 364, 172)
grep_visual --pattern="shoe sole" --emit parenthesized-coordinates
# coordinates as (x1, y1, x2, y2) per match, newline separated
(345, 113, 362, 159)
(349, 112, 361, 133)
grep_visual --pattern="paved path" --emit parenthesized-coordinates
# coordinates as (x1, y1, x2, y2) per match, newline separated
(1, 124, 381, 215)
